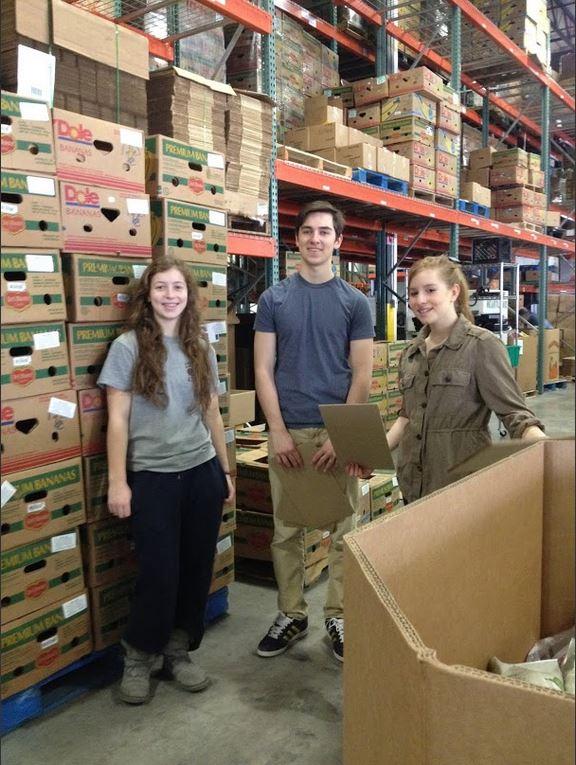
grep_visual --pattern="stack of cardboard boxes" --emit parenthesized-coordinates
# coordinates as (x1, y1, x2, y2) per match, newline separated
(368, 340, 409, 430)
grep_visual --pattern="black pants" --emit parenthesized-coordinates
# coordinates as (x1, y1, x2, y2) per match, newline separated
(125, 456, 226, 655)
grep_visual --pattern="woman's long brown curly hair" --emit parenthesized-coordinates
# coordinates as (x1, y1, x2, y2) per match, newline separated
(126, 257, 213, 413)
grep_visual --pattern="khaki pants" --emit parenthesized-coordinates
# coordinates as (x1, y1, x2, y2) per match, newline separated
(268, 427, 358, 620)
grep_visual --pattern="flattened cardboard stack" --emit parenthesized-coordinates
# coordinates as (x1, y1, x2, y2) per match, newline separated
(147, 68, 230, 155)
(225, 92, 273, 217)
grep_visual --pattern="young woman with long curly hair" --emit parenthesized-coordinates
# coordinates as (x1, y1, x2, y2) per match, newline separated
(98, 256, 234, 704)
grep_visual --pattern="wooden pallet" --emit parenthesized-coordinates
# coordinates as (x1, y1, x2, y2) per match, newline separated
(409, 189, 455, 207)
(278, 145, 352, 178)
(228, 214, 270, 236)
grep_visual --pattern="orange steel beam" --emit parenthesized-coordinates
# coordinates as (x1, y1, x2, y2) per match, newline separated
(227, 232, 276, 257)
(195, 0, 272, 33)
(276, 159, 576, 254)
(274, 0, 375, 62)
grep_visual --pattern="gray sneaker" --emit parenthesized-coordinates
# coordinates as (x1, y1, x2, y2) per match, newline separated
(119, 640, 159, 704)
(164, 629, 210, 692)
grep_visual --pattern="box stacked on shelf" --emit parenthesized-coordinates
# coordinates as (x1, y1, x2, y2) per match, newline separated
(490, 148, 546, 229)
(500, 0, 550, 67)
(1, 0, 149, 130)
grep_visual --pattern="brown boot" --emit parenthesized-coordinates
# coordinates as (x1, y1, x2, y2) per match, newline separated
(119, 640, 158, 704)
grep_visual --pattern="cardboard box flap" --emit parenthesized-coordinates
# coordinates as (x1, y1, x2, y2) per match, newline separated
(320, 403, 395, 470)
(233, 89, 277, 107)
(171, 66, 236, 96)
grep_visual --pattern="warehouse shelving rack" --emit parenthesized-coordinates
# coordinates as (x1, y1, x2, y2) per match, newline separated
(68, 0, 574, 391)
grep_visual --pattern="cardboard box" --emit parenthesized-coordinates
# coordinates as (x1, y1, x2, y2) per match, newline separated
(1, 91, 55, 173)
(344, 440, 575, 765)
(373, 341, 388, 370)
(515, 333, 537, 393)
(352, 76, 389, 106)
(209, 562, 234, 594)
(377, 147, 411, 181)
(1, 390, 81, 474)
(531, 191, 546, 209)
(145, 135, 225, 208)
(150, 199, 227, 266)
(182, 261, 227, 322)
(387, 67, 444, 101)
(386, 340, 409, 368)
(90, 576, 136, 650)
(218, 373, 231, 425)
(213, 533, 234, 573)
(1, 530, 85, 624)
(322, 86, 355, 108)
(436, 101, 461, 133)
(410, 164, 435, 193)
(205, 321, 229, 374)
(545, 210, 561, 228)
(493, 147, 529, 168)
(543, 328, 561, 382)
(307, 123, 353, 150)
(495, 206, 536, 224)
(435, 171, 457, 198)
(469, 147, 495, 170)
(1, 321, 71, 400)
(369, 472, 401, 519)
(466, 167, 490, 187)
(0, 457, 85, 551)
(435, 150, 457, 175)
(435, 128, 460, 157)
(493, 187, 534, 208)
(59, 181, 151, 257)
(53, 109, 145, 192)
(66, 321, 125, 390)
(390, 141, 434, 169)
(81, 517, 137, 588)
(228, 390, 256, 427)
(356, 480, 372, 526)
(347, 104, 382, 131)
(234, 509, 329, 563)
(380, 93, 436, 123)
(460, 181, 491, 208)
(220, 505, 237, 538)
(83, 454, 109, 524)
(335, 143, 378, 171)
(77, 387, 107, 457)
(1, 249, 66, 325)
(1, 171, 62, 248)
(380, 118, 435, 147)
(1, 591, 92, 699)
(62, 253, 148, 322)
(528, 168, 544, 188)
(491, 166, 529, 187)
(304, 100, 344, 127)
(236, 450, 272, 514)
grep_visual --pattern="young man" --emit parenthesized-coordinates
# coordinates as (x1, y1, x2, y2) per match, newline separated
(253, 200, 374, 662)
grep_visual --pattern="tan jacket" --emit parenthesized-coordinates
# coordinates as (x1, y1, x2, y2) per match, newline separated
(397, 315, 543, 503)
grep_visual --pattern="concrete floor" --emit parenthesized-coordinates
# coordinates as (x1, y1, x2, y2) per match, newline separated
(2, 386, 574, 765)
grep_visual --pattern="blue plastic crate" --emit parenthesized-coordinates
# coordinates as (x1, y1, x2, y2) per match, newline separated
(352, 168, 409, 195)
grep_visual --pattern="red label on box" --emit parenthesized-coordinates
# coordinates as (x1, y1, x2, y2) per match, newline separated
(1, 135, 15, 154)
(12, 368, 34, 387)
(2, 215, 25, 235)
(188, 178, 204, 195)
(25, 510, 50, 530)
(37, 646, 60, 667)
(26, 580, 48, 599)
(5, 291, 32, 311)
(194, 241, 207, 254)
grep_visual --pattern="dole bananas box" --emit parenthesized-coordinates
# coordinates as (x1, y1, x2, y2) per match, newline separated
(66, 321, 125, 389)
(1, 457, 85, 551)
(53, 109, 144, 192)
(151, 199, 227, 266)
(1, 321, 71, 400)
(59, 181, 151, 257)
(1, 171, 62, 248)
(1, 91, 55, 173)
(1, 249, 66, 325)
(145, 135, 225, 207)
(61, 254, 149, 322)
(1, 530, 85, 625)
(1, 592, 91, 699)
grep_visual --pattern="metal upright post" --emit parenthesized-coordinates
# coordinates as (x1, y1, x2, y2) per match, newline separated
(537, 84, 551, 393)
(167, 3, 181, 66)
(376, 230, 388, 340)
(263, 5, 280, 287)
(329, 5, 338, 54)
(482, 93, 490, 148)
(449, 5, 462, 261)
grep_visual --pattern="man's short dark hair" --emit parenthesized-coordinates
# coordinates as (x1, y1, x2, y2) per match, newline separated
(519, 307, 529, 318)
(295, 200, 345, 239)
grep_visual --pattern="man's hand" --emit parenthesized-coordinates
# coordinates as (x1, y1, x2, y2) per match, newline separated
(108, 480, 132, 519)
(270, 429, 304, 469)
(311, 437, 338, 473)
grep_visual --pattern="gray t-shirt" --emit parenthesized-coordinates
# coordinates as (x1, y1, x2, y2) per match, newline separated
(254, 273, 374, 427)
(97, 331, 219, 473)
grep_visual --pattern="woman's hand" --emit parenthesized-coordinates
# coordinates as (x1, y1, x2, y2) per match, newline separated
(224, 474, 235, 506)
(108, 480, 132, 518)
(345, 463, 373, 479)
(521, 426, 548, 441)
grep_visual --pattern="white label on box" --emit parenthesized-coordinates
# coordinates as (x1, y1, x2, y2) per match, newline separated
(208, 210, 226, 226)
(192, 231, 204, 241)
(224, 429, 235, 444)
(1, 481, 17, 508)
(26, 254, 55, 273)
(115, 293, 129, 303)
(27, 501, 46, 514)
(13, 355, 32, 367)
(26, 175, 55, 196)
(349, 108, 358, 118)
(120, 128, 143, 148)
(62, 593, 88, 619)
(1, 123, 12, 134)
(49, 397, 77, 419)
(257, 203, 268, 216)
(33, 330, 60, 351)
(1, 202, 19, 214)
(392, 476, 399, 487)
(126, 198, 149, 215)
(207, 153, 224, 169)
(51, 532, 77, 553)
(217, 381, 227, 395)
(7, 282, 26, 292)
(40, 635, 59, 650)
(19, 101, 50, 121)
(212, 272, 226, 287)
(362, 483, 370, 496)
(216, 536, 232, 554)
(17, 46, 56, 106)
(132, 264, 147, 279)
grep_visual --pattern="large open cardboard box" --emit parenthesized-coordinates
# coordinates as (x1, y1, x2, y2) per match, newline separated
(344, 440, 574, 765)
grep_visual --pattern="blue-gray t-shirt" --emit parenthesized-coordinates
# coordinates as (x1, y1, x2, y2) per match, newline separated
(97, 331, 219, 473)
(254, 273, 374, 427)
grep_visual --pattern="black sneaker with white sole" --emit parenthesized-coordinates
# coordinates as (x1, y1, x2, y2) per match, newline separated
(325, 617, 344, 662)
(257, 612, 309, 657)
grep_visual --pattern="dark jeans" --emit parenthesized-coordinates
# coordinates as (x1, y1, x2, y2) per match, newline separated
(125, 456, 227, 655)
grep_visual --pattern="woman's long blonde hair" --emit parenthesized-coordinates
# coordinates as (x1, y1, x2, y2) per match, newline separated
(126, 257, 213, 413)
(408, 255, 475, 324)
